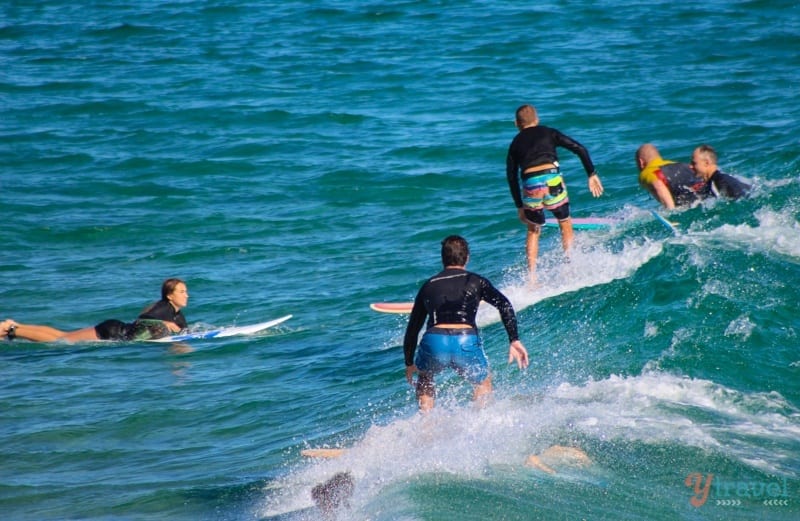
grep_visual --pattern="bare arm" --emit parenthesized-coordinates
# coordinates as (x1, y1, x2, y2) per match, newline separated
(651, 179, 676, 209)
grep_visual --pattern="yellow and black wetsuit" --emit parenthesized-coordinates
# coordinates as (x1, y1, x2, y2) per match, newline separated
(639, 158, 707, 207)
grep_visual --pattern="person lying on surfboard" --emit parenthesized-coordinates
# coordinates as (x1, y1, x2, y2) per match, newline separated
(1, 278, 189, 343)
(506, 104, 604, 279)
(636, 143, 707, 209)
(403, 235, 529, 411)
(304, 446, 589, 517)
(303, 445, 592, 474)
(690, 144, 751, 200)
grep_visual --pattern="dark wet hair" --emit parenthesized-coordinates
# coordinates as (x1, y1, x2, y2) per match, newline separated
(441, 235, 469, 267)
(311, 472, 354, 514)
(161, 278, 185, 300)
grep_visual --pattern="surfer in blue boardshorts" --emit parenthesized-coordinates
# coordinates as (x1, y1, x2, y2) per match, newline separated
(403, 235, 529, 411)
(506, 104, 605, 279)
(1, 278, 189, 344)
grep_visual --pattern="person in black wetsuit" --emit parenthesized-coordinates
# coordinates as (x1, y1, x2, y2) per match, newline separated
(506, 104, 605, 278)
(2, 278, 189, 343)
(691, 144, 751, 200)
(403, 235, 529, 411)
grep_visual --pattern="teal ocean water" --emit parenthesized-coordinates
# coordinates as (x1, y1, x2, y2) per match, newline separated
(2, 1, 799, 519)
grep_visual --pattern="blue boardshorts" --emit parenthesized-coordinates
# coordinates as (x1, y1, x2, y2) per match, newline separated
(415, 327, 489, 384)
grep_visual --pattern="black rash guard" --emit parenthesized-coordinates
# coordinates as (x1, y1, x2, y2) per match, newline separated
(506, 125, 596, 208)
(403, 268, 519, 366)
(138, 299, 187, 329)
(707, 170, 751, 200)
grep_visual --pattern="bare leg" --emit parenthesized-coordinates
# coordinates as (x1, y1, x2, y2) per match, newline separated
(416, 372, 435, 412)
(525, 454, 556, 474)
(539, 445, 591, 466)
(525, 445, 591, 474)
(472, 376, 492, 408)
(557, 218, 574, 255)
(418, 395, 434, 412)
(2, 320, 99, 343)
(525, 224, 541, 278)
(58, 327, 101, 342)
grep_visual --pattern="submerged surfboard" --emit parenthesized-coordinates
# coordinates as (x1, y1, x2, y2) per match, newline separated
(149, 314, 292, 342)
(370, 302, 414, 314)
(650, 210, 680, 235)
(544, 217, 616, 230)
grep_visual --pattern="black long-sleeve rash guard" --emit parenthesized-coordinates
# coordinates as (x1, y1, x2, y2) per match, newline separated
(506, 125, 596, 208)
(403, 268, 519, 366)
(138, 299, 187, 329)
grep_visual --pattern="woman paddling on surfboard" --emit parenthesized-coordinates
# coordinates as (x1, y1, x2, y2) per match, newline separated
(1, 278, 189, 343)
(403, 235, 529, 411)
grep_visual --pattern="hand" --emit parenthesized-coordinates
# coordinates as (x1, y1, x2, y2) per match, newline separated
(508, 340, 529, 369)
(588, 175, 604, 197)
(164, 320, 181, 332)
(405, 364, 418, 386)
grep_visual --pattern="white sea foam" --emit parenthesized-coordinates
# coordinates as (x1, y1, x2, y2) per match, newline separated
(478, 236, 664, 326)
(680, 208, 800, 260)
(376, 229, 665, 348)
(258, 371, 800, 518)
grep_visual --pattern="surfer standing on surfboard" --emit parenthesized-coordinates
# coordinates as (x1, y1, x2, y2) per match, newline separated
(403, 235, 529, 411)
(506, 104, 604, 279)
(1, 278, 189, 343)
(506, 105, 603, 279)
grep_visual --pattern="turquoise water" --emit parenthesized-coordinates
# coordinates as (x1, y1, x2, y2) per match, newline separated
(2, 1, 799, 519)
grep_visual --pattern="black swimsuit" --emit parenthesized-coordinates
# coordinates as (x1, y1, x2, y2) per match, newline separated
(93, 299, 186, 341)
(708, 170, 751, 199)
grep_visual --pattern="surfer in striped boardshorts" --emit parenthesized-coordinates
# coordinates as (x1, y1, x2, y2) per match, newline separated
(506, 104, 604, 279)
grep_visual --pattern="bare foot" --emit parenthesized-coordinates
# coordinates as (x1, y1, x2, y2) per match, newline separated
(527, 277, 542, 290)
(1, 319, 17, 337)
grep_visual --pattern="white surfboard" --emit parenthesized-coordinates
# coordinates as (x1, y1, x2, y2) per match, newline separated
(149, 314, 292, 342)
